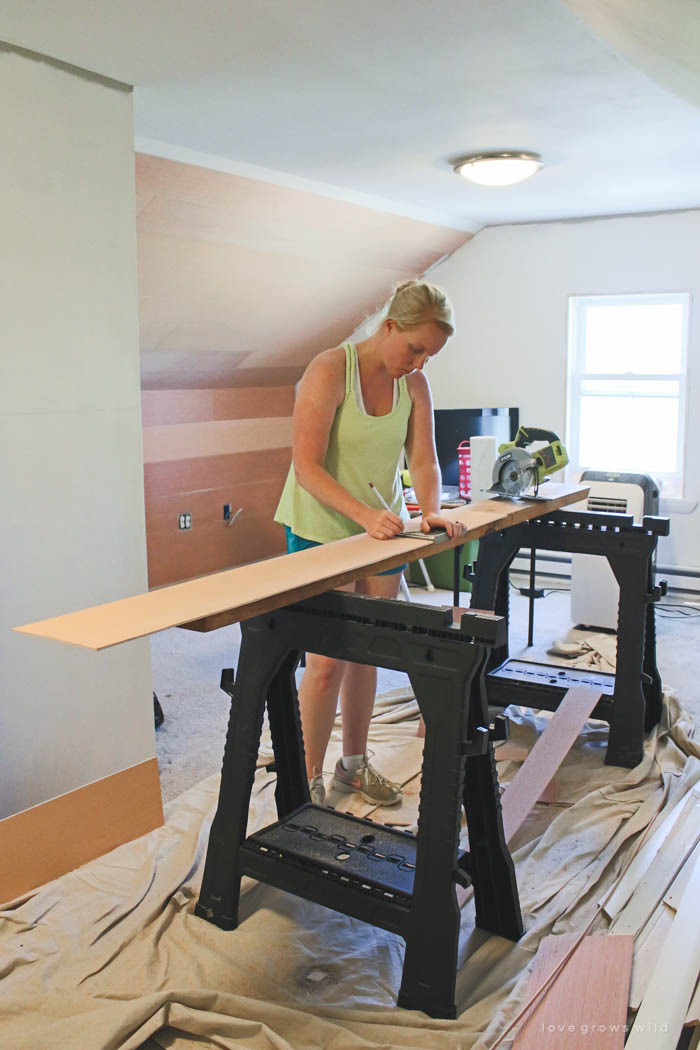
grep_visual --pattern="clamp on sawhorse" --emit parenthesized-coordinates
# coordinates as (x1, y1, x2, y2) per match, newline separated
(195, 590, 523, 1019)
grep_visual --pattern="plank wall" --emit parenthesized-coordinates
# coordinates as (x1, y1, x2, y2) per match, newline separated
(136, 153, 471, 586)
(142, 388, 293, 586)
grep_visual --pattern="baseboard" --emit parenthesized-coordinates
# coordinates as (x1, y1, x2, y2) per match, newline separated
(0, 757, 163, 905)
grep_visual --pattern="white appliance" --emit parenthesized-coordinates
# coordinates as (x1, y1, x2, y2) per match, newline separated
(570, 471, 659, 630)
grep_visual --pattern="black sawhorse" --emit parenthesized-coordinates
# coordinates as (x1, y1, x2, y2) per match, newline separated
(195, 590, 523, 1019)
(469, 509, 669, 768)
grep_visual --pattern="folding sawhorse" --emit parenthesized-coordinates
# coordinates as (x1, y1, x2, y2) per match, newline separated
(195, 590, 523, 1018)
(470, 509, 669, 768)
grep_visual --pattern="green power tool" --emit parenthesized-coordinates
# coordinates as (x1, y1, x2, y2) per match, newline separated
(488, 427, 569, 498)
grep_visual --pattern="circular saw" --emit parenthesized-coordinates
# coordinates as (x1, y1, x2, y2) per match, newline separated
(489, 427, 568, 499)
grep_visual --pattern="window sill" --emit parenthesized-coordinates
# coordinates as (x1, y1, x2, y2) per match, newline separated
(660, 497, 698, 515)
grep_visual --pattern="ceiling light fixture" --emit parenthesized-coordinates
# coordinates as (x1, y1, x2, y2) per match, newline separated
(453, 151, 543, 187)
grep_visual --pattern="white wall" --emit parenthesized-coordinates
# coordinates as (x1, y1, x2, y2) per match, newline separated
(0, 48, 154, 819)
(428, 210, 700, 577)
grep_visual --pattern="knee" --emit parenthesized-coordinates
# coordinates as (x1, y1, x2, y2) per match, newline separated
(305, 655, 344, 692)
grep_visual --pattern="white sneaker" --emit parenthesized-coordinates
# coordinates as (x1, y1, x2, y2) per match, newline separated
(331, 755, 402, 806)
(309, 772, 326, 806)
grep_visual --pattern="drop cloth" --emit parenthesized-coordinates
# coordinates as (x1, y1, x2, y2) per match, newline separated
(1, 691, 698, 1050)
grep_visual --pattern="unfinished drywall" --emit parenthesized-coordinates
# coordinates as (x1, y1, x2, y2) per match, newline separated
(0, 47, 154, 818)
(427, 210, 700, 577)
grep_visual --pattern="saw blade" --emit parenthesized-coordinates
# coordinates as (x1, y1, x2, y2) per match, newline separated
(493, 447, 537, 496)
(500, 464, 536, 495)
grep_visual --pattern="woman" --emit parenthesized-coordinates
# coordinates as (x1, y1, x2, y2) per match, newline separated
(274, 279, 464, 806)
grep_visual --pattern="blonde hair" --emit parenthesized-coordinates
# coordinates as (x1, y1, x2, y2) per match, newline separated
(385, 279, 454, 337)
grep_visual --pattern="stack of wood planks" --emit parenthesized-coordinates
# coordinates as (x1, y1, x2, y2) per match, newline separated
(488, 782, 700, 1049)
(605, 784, 700, 1048)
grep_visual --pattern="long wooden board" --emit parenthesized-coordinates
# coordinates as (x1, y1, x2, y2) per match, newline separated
(501, 686, 601, 844)
(626, 850, 700, 1049)
(512, 934, 634, 1049)
(14, 483, 587, 650)
(603, 786, 700, 921)
(457, 686, 600, 911)
(610, 790, 700, 937)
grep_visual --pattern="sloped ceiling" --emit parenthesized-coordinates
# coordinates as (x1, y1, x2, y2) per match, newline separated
(136, 154, 470, 389)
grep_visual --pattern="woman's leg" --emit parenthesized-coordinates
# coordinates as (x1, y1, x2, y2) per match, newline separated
(297, 653, 348, 779)
(338, 570, 402, 757)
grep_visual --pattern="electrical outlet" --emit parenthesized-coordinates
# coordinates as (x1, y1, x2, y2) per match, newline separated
(179, 513, 192, 530)
(223, 503, 232, 521)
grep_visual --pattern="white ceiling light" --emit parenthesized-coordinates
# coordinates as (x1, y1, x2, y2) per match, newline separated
(453, 151, 543, 186)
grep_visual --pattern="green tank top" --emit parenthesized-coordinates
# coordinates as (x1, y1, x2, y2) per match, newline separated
(274, 342, 412, 542)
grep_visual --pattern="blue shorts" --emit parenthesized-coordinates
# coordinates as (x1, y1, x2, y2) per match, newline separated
(284, 527, 407, 576)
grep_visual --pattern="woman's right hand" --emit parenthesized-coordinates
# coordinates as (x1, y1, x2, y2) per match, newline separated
(362, 508, 405, 540)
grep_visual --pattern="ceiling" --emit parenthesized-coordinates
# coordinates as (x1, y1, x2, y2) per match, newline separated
(3, 0, 700, 233)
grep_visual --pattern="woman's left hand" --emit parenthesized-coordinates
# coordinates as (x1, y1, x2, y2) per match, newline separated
(421, 512, 466, 538)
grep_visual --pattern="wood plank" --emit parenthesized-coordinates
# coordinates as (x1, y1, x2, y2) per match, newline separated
(501, 686, 601, 844)
(663, 839, 700, 911)
(144, 447, 293, 495)
(457, 684, 599, 911)
(685, 974, 700, 1026)
(187, 485, 587, 634)
(603, 785, 700, 921)
(0, 758, 163, 904)
(626, 850, 700, 1049)
(14, 483, 588, 650)
(142, 416, 293, 462)
(629, 903, 676, 1011)
(609, 790, 700, 937)
(495, 743, 559, 805)
(140, 348, 255, 390)
(513, 934, 633, 1049)
(140, 386, 295, 426)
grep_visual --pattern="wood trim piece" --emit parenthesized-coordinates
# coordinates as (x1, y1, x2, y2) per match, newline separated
(500, 686, 601, 844)
(0, 758, 163, 905)
(14, 483, 588, 650)
(603, 785, 700, 920)
(686, 974, 700, 1026)
(629, 903, 675, 1011)
(513, 934, 634, 1049)
(610, 790, 700, 937)
(457, 685, 600, 911)
(664, 839, 700, 911)
(626, 850, 700, 1049)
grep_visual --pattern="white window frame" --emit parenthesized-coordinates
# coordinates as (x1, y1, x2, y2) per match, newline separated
(566, 292, 690, 497)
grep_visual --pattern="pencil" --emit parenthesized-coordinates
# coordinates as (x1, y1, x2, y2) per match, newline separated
(368, 481, 393, 513)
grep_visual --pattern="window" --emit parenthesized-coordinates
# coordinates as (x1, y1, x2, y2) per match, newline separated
(567, 293, 690, 497)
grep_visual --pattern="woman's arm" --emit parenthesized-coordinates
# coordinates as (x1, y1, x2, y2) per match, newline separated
(405, 372, 465, 538)
(292, 349, 404, 540)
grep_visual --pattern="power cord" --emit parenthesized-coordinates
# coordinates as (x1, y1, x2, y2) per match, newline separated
(657, 602, 700, 619)
(509, 577, 700, 617)
(509, 577, 571, 599)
